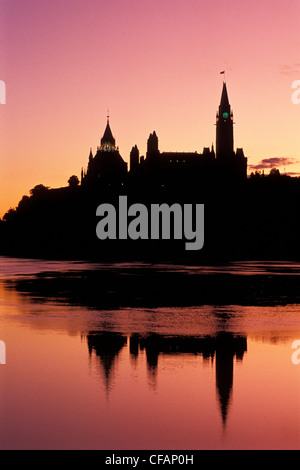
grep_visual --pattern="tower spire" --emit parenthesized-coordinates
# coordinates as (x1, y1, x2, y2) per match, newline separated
(100, 113, 116, 150)
(219, 81, 230, 113)
(216, 81, 234, 159)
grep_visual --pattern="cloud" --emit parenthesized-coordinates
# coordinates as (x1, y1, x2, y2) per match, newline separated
(249, 157, 299, 171)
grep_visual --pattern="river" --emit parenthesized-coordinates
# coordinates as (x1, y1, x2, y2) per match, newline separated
(0, 256, 299, 449)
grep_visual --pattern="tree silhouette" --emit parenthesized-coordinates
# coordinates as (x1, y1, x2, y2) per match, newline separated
(68, 175, 79, 187)
(30, 184, 50, 198)
(3, 208, 17, 222)
(269, 168, 280, 177)
(17, 195, 31, 212)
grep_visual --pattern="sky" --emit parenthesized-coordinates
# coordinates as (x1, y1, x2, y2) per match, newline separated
(0, 0, 300, 217)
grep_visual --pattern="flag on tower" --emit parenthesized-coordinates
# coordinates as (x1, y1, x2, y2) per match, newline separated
(220, 71, 225, 74)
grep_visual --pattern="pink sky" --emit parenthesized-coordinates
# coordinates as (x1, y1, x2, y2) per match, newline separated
(1, 0, 300, 217)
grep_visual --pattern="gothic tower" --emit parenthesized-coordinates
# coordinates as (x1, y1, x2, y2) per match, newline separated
(146, 131, 159, 159)
(130, 145, 140, 173)
(216, 82, 234, 160)
(82, 116, 127, 186)
(216, 82, 247, 178)
(100, 115, 116, 150)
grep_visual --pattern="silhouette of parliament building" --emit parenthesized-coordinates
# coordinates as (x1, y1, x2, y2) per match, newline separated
(7, 79, 299, 261)
(81, 82, 247, 189)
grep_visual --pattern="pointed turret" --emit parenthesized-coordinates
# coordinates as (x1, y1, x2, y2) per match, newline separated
(219, 81, 230, 113)
(100, 116, 116, 150)
(83, 114, 127, 185)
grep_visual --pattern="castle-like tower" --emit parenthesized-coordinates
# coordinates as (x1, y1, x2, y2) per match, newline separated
(100, 116, 116, 151)
(216, 81, 247, 178)
(81, 116, 127, 186)
(216, 82, 234, 159)
(146, 131, 159, 159)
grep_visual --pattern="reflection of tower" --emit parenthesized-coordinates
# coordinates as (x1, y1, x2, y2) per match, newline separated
(141, 334, 159, 389)
(86, 331, 127, 395)
(130, 334, 159, 389)
(215, 339, 234, 427)
(215, 332, 247, 429)
(129, 332, 247, 425)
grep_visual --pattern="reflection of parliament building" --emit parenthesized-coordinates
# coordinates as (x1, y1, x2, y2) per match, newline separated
(86, 331, 247, 429)
(81, 82, 247, 187)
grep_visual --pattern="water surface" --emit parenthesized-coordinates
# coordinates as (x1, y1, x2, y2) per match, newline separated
(0, 257, 299, 449)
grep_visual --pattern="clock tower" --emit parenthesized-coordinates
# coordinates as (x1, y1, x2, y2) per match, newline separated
(216, 81, 234, 160)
